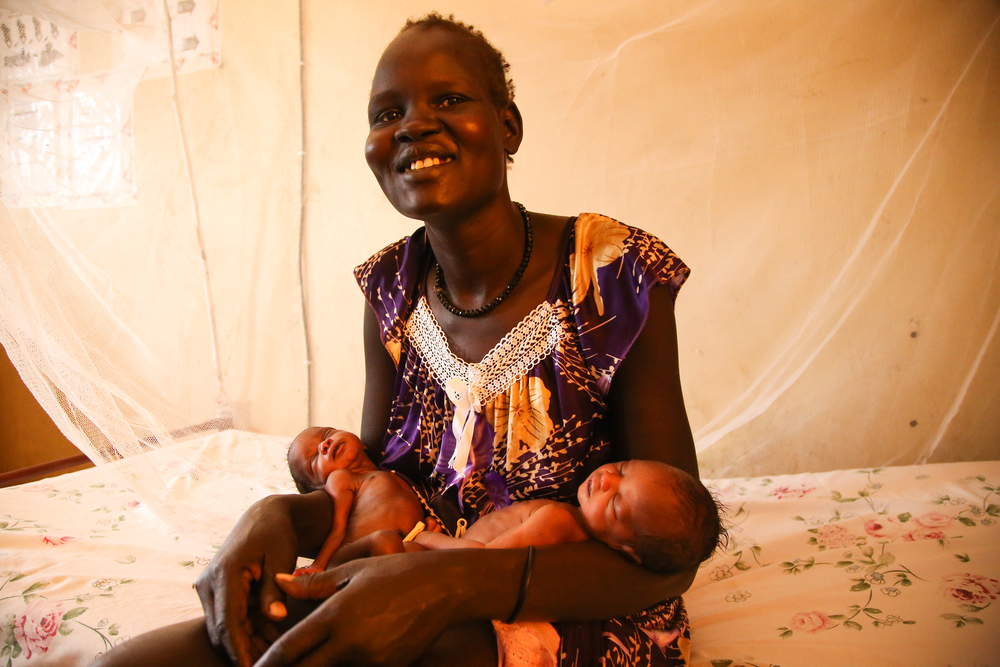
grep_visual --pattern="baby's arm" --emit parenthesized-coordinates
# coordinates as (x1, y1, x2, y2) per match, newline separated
(299, 470, 357, 573)
(413, 531, 487, 550)
(414, 503, 588, 551)
(485, 503, 588, 549)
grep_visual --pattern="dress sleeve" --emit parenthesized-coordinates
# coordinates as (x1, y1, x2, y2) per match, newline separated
(569, 213, 690, 381)
(353, 228, 429, 365)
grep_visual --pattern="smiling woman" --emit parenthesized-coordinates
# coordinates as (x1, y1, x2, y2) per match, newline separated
(363, 21, 522, 224)
(92, 12, 700, 667)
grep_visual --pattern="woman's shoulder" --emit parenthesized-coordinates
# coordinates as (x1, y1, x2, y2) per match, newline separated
(353, 227, 428, 292)
(354, 227, 429, 306)
(569, 212, 690, 304)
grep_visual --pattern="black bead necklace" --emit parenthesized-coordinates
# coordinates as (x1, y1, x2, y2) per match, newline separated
(434, 202, 532, 318)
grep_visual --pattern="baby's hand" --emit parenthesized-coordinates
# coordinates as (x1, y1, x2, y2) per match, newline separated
(292, 565, 324, 577)
(424, 517, 442, 533)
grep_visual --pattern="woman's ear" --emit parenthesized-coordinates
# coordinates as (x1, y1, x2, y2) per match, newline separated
(502, 101, 523, 157)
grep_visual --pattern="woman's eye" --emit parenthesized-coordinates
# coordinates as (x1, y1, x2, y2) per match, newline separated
(373, 109, 400, 124)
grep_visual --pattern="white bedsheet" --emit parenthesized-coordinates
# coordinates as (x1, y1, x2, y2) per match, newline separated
(0, 431, 997, 666)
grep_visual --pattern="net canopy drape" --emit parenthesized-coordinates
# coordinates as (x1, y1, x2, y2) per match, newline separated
(2, 0, 998, 537)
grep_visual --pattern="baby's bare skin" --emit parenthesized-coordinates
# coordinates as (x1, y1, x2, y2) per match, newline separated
(327, 468, 426, 545)
(288, 427, 428, 573)
(416, 500, 590, 550)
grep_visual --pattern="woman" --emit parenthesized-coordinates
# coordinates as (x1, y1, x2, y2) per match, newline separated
(95, 13, 699, 667)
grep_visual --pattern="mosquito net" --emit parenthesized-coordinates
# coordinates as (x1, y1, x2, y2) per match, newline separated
(2, 0, 998, 539)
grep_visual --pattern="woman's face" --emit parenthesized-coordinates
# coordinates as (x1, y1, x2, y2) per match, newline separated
(365, 26, 522, 221)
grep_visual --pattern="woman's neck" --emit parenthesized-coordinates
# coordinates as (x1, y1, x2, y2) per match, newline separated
(423, 198, 526, 305)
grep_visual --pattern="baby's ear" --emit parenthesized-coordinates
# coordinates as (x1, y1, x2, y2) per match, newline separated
(616, 544, 642, 564)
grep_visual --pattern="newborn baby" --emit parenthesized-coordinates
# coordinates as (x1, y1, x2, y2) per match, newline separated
(412, 459, 720, 574)
(286, 426, 433, 574)
(289, 426, 720, 576)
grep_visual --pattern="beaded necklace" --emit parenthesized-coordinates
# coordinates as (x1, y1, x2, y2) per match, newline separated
(433, 202, 532, 318)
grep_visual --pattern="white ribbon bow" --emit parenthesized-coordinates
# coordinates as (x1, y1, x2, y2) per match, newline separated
(445, 375, 482, 477)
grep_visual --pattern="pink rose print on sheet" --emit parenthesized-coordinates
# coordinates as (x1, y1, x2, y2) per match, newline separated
(13, 599, 63, 659)
(901, 528, 947, 542)
(41, 535, 76, 546)
(864, 516, 904, 539)
(790, 611, 836, 633)
(939, 573, 999, 628)
(940, 573, 1000, 606)
(772, 485, 815, 500)
(915, 511, 954, 529)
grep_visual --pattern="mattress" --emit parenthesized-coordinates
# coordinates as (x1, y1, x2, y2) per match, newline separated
(0, 431, 996, 666)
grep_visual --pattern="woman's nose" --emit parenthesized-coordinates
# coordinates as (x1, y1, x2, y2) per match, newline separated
(394, 109, 441, 142)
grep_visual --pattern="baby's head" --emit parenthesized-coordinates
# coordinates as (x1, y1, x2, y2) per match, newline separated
(287, 427, 369, 494)
(577, 460, 723, 574)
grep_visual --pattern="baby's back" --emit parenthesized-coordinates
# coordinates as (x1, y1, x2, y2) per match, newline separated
(344, 470, 425, 543)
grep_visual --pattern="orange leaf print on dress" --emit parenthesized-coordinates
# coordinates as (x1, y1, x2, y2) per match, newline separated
(489, 375, 554, 468)
(570, 214, 630, 316)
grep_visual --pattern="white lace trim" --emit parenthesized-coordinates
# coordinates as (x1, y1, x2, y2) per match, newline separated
(405, 296, 563, 408)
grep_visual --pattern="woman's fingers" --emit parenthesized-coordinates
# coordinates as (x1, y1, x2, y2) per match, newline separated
(216, 564, 259, 667)
(260, 549, 296, 621)
(274, 570, 346, 601)
(194, 570, 219, 646)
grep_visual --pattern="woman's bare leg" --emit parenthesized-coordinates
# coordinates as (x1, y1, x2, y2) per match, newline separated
(91, 609, 497, 667)
(91, 618, 229, 667)
(414, 621, 498, 667)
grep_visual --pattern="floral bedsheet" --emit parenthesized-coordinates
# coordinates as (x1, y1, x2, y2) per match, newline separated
(0, 431, 996, 666)
(0, 431, 297, 666)
(688, 461, 1000, 667)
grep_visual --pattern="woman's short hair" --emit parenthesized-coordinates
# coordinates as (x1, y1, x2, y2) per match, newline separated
(402, 11, 515, 108)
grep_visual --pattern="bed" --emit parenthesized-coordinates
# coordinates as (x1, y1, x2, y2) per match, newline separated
(1, 431, 997, 666)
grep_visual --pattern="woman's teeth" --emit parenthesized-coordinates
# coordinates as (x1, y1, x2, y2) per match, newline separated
(410, 157, 451, 171)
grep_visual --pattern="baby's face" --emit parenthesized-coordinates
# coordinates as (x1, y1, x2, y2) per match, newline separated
(576, 460, 681, 562)
(289, 427, 367, 488)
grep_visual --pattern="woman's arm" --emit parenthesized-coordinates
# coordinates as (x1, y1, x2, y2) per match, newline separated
(359, 303, 396, 463)
(608, 284, 699, 476)
(258, 541, 695, 666)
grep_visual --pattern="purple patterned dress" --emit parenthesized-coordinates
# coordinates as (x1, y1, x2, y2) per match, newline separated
(354, 213, 692, 666)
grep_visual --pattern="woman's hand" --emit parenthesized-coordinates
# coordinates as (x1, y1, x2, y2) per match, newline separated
(195, 492, 334, 667)
(254, 549, 522, 667)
